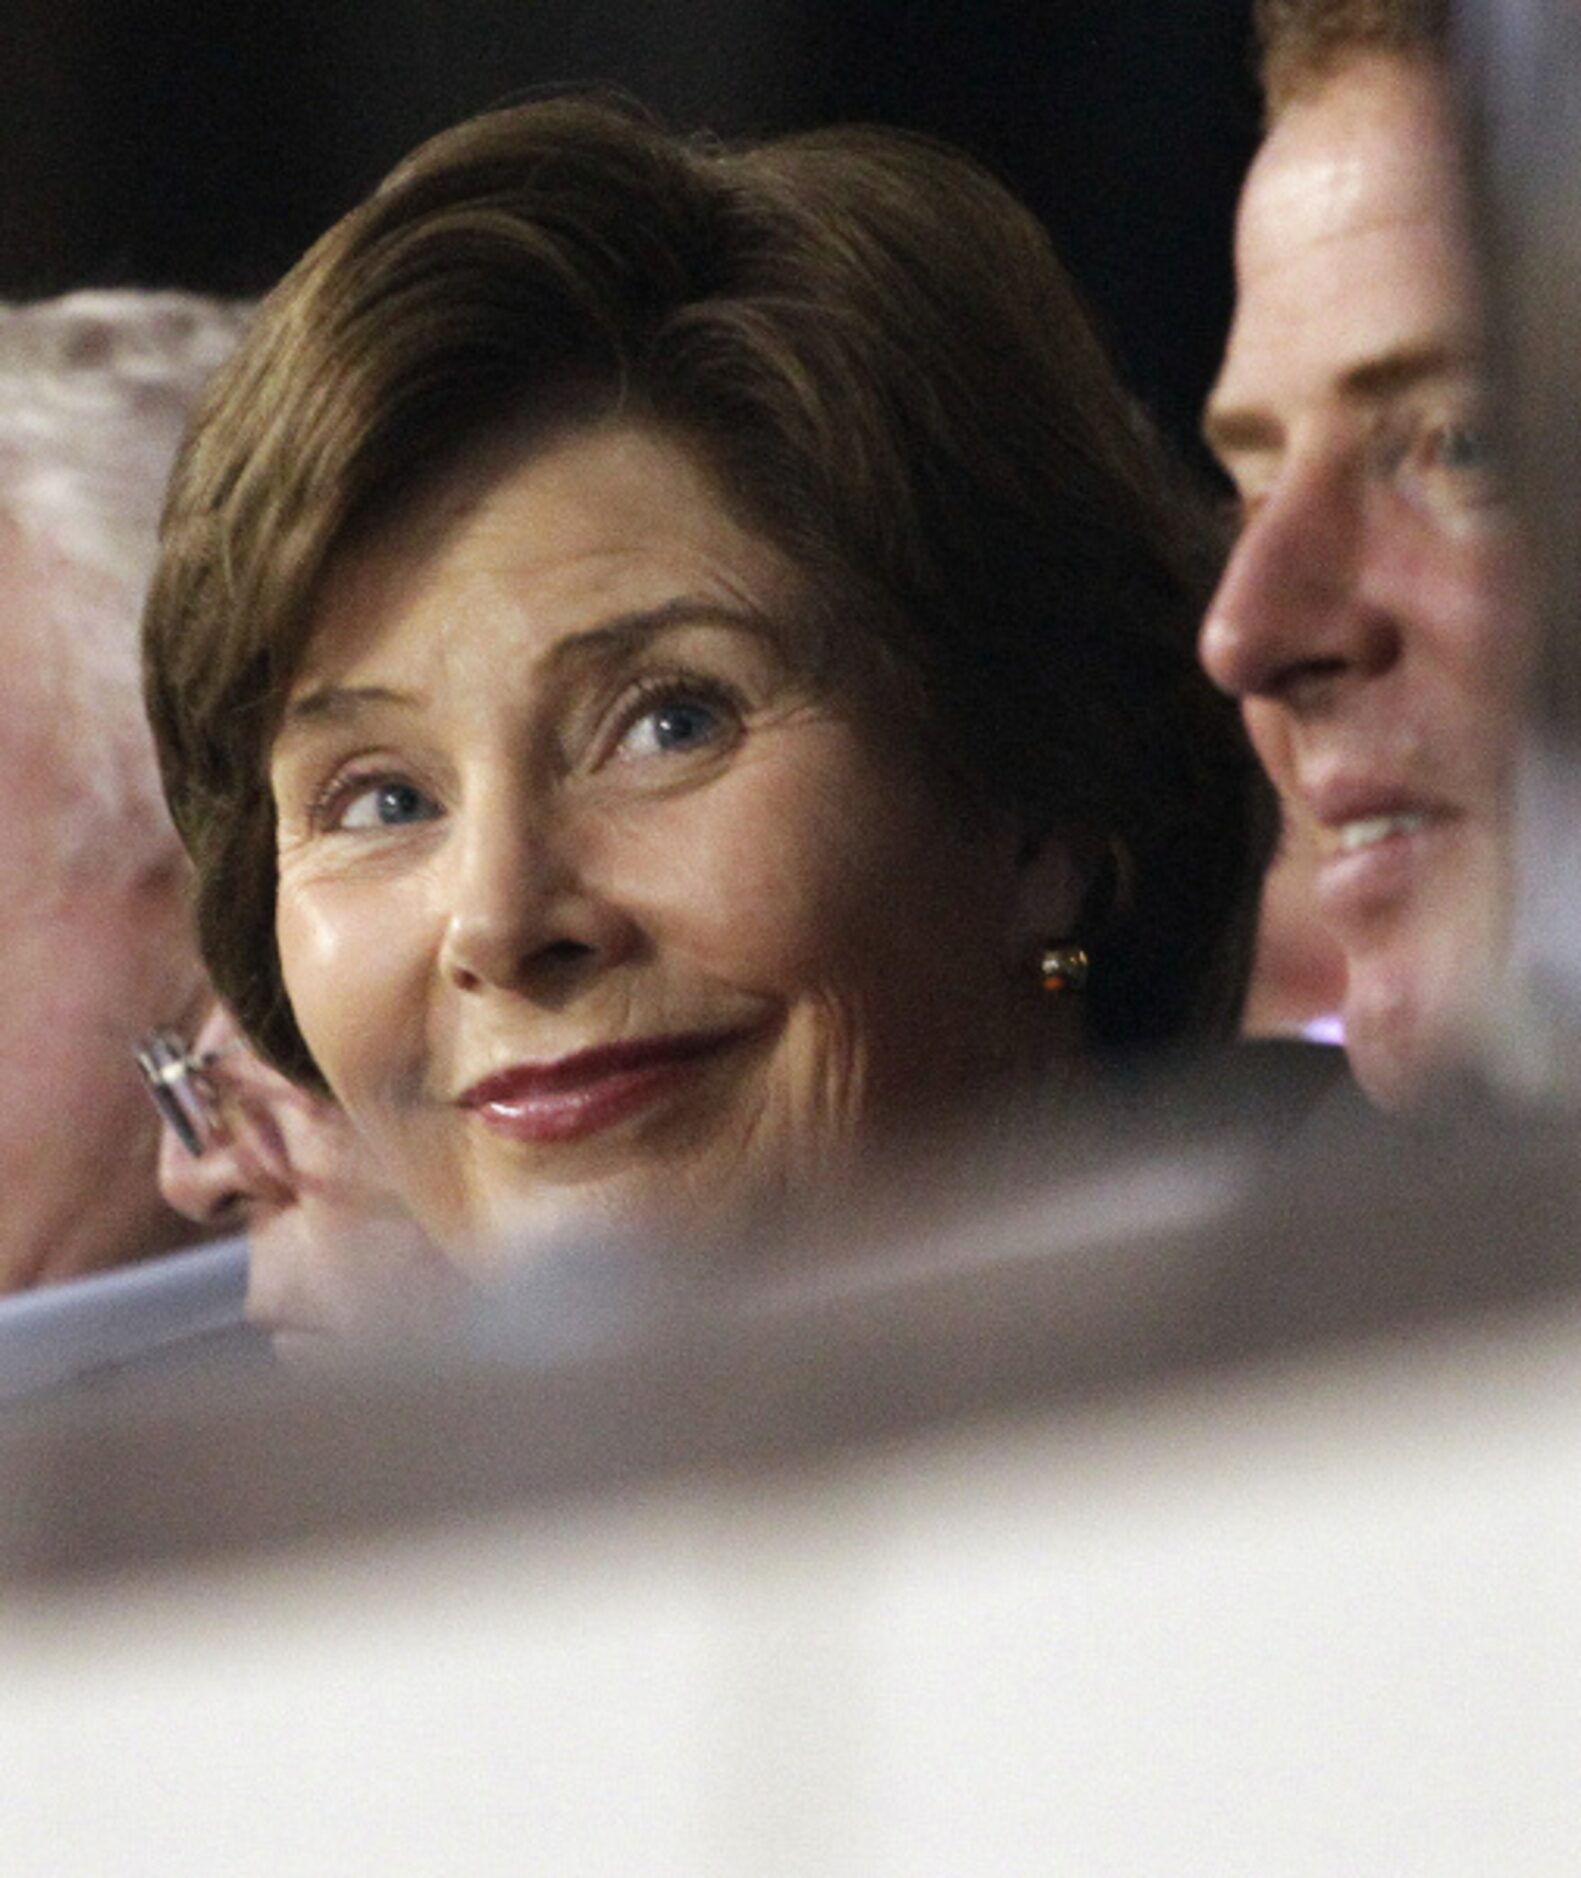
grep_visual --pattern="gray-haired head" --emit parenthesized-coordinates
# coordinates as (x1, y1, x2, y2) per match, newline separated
(0, 290, 248, 885)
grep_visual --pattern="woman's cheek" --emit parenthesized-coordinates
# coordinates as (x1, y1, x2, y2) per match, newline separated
(631, 735, 881, 989)
(276, 870, 428, 1115)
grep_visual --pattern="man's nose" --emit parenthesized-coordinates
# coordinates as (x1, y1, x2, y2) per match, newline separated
(1199, 469, 1402, 707)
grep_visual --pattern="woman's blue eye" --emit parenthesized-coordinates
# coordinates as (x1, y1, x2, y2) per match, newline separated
(654, 701, 719, 748)
(338, 779, 438, 830)
(616, 693, 729, 760)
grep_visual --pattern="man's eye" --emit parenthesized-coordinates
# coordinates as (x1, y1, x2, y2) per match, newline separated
(1397, 415, 1509, 517)
(336, 779, 440, 830)
(1435, 422, 1500, 476)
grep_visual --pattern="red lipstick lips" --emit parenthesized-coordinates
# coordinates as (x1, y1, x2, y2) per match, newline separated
(458, 1031, 739, 1145)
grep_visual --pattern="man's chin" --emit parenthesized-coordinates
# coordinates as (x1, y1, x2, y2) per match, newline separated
(1340, 947, 1503, 1111)
(1341, 999, 1434, 1110)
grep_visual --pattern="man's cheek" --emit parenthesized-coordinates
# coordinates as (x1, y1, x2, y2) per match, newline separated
(1244, 702, 1299, 800)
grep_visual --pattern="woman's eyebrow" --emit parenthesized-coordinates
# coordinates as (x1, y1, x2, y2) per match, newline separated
(273, 684, 423, 761)
(281, 683, 417, 726)
(541, 595, 788, 676)
(275, 598, 788, 746)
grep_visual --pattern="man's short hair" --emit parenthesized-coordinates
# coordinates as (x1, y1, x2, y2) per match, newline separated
(1256, 0, 1451, 120)
(0, 291, 247, 883)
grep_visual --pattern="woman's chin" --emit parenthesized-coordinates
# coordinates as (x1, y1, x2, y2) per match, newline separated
(453, 1172, 731, 1272)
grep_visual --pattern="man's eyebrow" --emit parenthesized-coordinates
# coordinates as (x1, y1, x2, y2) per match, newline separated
(1201, 402, 1280, 460)
(1337, 341, 1474, 403)
(1203, 341, 1483, 460)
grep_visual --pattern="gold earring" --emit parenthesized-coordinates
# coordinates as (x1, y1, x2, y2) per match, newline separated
(1039, 944, 1089, 994)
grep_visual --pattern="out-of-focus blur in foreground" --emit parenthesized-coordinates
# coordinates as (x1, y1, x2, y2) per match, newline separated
(1, 4, 1580, 1870)
(0, 1052, 1575, 1874)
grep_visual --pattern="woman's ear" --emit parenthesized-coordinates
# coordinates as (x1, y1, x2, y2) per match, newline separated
(1006, 823, 1091, 959)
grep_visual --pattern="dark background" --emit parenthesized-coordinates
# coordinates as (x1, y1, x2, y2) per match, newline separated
(4, 0, 1259, 466)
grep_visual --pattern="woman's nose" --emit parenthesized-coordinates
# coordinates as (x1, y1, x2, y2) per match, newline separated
(437, 799, 637, 995)
(1199, 471, 1402, 708)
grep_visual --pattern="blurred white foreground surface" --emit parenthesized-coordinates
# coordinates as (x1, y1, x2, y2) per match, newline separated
(0, 1283, 1576, 1875)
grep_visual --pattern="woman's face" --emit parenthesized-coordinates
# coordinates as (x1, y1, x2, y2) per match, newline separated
(270, 422, 1077, 1257)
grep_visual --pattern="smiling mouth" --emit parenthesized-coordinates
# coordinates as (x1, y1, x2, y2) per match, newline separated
(1329, 810, 1438, 855)
(1309, 798, 1462, 928)
(458, 1030, 748, 1146)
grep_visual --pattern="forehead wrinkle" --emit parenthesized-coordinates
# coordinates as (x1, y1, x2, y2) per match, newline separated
(1236, 76, 1470, 287)
(1241, 150, 1454, 267)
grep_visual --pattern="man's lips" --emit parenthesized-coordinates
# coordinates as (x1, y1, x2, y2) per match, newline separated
(1304, 787, 1460, 925)
(456, 1030, 746, 1145)
(1296, 774, 1454, 853)
(1313, 806, 1444, 859)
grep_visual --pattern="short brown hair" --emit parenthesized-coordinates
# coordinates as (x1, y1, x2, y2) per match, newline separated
(1256, 0, 1450, 119)
(145, 99, 1270, 1084)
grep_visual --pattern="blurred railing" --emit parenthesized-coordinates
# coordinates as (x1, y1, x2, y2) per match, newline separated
(1459, 0, 1581, 1089)
(0, 1069, 1577, 1873)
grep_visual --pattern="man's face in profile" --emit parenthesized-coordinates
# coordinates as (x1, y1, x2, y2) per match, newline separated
(0, 519, 208, 1288)
(157, 1003, 452, 1354)
(1200, 53, 1529, 1106)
